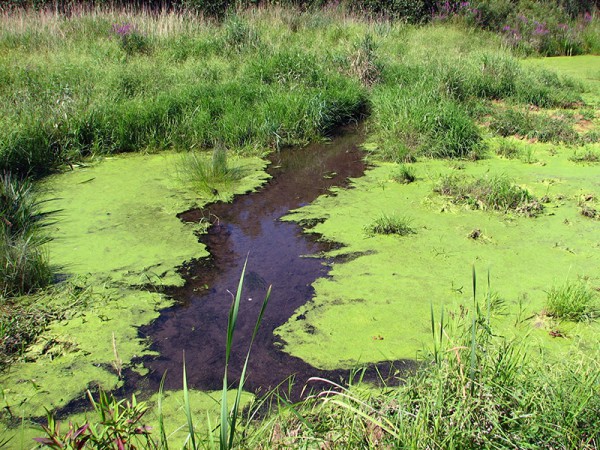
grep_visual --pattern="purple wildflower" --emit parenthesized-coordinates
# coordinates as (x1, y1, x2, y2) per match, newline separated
(533, 22, 549, 36)
(583, 12, 592, 23)
(112, 23, 135, 37)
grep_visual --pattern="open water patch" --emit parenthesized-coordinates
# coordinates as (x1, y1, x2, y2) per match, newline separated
(135, 126, 415, 400)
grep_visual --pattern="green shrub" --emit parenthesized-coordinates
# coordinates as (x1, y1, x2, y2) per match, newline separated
(546, 279, 598, 321)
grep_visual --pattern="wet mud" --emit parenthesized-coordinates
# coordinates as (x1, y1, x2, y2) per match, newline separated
(135, 126, 415, 400)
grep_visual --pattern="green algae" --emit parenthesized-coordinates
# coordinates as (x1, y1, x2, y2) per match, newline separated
(277, 57, 600, 370)
(42, 151, 269, 287)
(0, 150, 270, 427)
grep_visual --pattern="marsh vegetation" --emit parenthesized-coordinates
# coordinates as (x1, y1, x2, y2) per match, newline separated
(0, 0, 599, 448)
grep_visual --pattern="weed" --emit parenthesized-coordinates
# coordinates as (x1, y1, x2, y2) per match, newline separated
(179, 148, 246, 198)
(489, 108, 580, 144)
(435, 174, 542, 215)
(495, 140, 520, 159)
(349, 33, 381, 86)
(0, 173, 53, 298)
(365, 214, 415, 236)
(391, 164, 416, 184)
(570, 148, 600, 163)
(111, 22, 151, 56)
(35, 390, 155, 449)
(546, 279, 598, 321)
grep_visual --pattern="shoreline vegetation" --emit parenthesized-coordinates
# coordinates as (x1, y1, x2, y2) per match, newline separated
(1, 0, 599, 448)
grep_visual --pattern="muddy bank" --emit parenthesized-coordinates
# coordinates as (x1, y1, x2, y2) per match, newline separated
(136, 126, 415, 400)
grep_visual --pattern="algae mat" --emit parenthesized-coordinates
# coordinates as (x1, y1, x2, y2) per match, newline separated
(0, 151, 269, 423)
(43, 152, 269, 287)
(278, 57, 600, 370)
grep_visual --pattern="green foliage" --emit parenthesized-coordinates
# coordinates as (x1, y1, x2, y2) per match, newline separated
(570, 147, 600, 163)
(365, 214, 415, 236)
(546, 279, 598, 321)
(179, 148, 246, 198)
(391, 164, 416, 184)
(435, 174, 543, 215)
(111, 23, 152, 56)
(35, 390, 155, 449)
(490, 108, 580, 143)
(495, 140, 521, 159)
(0, 173, 52, 298)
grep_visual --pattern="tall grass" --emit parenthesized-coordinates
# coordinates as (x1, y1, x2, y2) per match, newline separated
(0, 8, 588, 176)
(0, 173, 52, 298)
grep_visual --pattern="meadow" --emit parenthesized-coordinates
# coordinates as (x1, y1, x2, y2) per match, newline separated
(1, 1, 599, 448)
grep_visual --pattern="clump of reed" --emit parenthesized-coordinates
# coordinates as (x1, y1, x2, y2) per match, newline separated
(391, 164, 416, 184)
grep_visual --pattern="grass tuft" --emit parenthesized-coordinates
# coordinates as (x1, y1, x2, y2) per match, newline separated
(546, 279, 599, 322)
(179, 148, 246, 198)
(365, 214, 415, 236)
(0, 172, 52, 298)
(570, 148, 600, 164)
(435, 174, 543, 215)
(391, 164, 416, 184)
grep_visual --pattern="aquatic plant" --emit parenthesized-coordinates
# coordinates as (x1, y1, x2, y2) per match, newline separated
(546, 279, 599, 322)
(365, 214, 415, 236)
(495, 140, 521, 159)
(245, 270, 600, 448)
(435, 174, 542, 215)
(391, 164, 416, 184)
(570, 148, 600, 163)
(179, 148, 246, 198)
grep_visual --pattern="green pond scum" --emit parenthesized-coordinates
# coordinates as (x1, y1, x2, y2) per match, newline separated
(279, 55, 600, 369)
(0, 151, 269, 439)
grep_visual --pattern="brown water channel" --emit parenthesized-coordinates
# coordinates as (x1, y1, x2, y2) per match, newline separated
(134, 126, 414, 400)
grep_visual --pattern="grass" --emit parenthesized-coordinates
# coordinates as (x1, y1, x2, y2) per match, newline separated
(546, 279, 599, 322)
(495, 140, 521, 159)
(435, 174, 543, 215)
(489, 107, 580, 144)
(364, 214, 415, 236)
(390, 164, 416, 184)
(179, 148, 247, 198)
(0, 172, 52, 298)
(570, 147, 600, 163)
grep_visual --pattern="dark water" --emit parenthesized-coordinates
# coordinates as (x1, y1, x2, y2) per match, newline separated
(132, 126, 414, 400)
